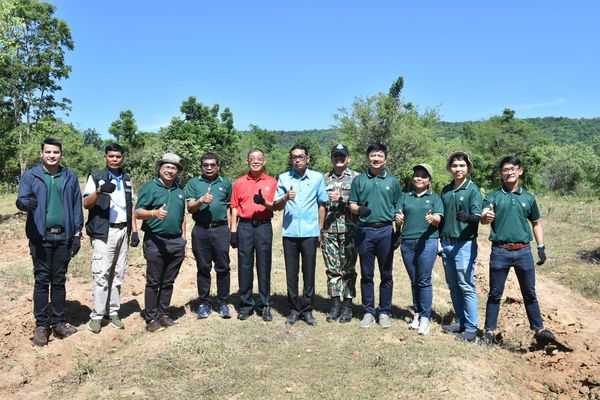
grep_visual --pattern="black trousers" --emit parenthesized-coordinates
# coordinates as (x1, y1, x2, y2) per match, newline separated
(29, 232, 72, 327)
(282, 236, 318, 313)
(142, 233, 186, 322)
(237, 221, 273, 313)
(191, 224, 231, 306)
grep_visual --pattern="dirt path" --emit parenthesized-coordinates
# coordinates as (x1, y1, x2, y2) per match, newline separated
(1, 215, 600, 399)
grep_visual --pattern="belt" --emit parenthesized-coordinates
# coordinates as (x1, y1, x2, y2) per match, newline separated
(109, 222, 127, 229)
(47, 226, 64, 234)
(197, 221, 228, 229)
(359, 222, 392, 229)
(493, 242, 530, 251)
(239, 218, 271, 226)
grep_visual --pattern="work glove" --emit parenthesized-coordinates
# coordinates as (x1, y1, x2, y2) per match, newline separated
(457, 210, 480, 223)
(253, 189, 266, 205)
(230, 232, 238, 249)
(71, 236, 81, 257)
(537, 246, 546, 266)
(99, 181, 116, 193)
(358, 202, 371, 217)
(27, 192, 38, 211)
(130, 232, 140, 247)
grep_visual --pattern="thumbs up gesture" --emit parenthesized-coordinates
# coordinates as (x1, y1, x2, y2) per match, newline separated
(425, 209, 434, 224)
(156, 204, 168, 220)
(285, 185, 296, 201)
(201, 186, 213, 204)
(253, 189, 266, 205)
(483, 203, 495, 223)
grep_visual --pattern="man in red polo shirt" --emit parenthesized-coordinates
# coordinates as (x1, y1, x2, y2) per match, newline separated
(230, 148, 278, 321)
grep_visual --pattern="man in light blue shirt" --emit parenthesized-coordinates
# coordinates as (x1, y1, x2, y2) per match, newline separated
(273, 144, 328, 326)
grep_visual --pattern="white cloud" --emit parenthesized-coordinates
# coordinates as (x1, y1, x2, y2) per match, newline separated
(515, 98, 566, 110)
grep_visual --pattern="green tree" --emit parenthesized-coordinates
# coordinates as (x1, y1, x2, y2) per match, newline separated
(109, 109, 138, 152)
(0, 0, 74, 174)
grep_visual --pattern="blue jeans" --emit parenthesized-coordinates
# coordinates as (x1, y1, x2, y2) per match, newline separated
(356, 225, 394, 315)
(441, 239, 478, 333)
(400, 238, 437, 319)
(484, 246, 544, 331)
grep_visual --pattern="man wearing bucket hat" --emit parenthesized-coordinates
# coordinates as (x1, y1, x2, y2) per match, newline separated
(321, 144, 359, 323)
(439, 151, 482, 342)
(135, 152, 187, 333)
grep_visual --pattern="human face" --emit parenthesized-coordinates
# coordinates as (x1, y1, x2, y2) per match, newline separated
(159, 163, 180, 183)
(368, 150, 386, 172)
(449, 159, 469, 181)
(331, 152, 349, 171)
(290, 149, 309, 174)
(40, 144, 62, 171)
(412, 169, 431, 192)
(499, 163, 523, 185)
(247, 151, 265, 174)
(201, 158, 220, 180)
(104, 151, 124, 172)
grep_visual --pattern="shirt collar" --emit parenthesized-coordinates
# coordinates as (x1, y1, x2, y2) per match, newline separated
(366, 169, 387, 179)
(291, 169, 309, 180)
(501, 185, 522, 195)
(329, 168, 352, 179)
(409, 189, 432, 197)
(200, 175, 223, 183)
(246, 172, 266, 181)
(452, 179, 471, 192)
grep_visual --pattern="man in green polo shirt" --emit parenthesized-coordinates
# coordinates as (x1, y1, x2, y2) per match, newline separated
(135, 153, 187, 333)
(349, 142, 402, 329)
(480, 155, 555, 346)
(186, 152, 233, 320)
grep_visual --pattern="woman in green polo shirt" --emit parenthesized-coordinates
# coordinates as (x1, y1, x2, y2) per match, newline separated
(396, 164, 443, 336)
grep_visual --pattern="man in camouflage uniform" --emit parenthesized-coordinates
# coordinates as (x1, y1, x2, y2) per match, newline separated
(321, 144, 359, 323)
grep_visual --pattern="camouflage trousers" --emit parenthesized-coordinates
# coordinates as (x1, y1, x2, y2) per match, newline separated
(322, 231, 358, 298)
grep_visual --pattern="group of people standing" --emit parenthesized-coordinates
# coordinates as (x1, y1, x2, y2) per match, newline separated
(17, 138, 555, 347)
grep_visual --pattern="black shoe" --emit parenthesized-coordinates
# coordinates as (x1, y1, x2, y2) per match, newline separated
(301, 311, 317, 326)
(456, 331, 477, 342)
(534, 329, 556, 344)
(159, 314, 175, 327)
(262, 306, 273, 322)
(285, 310, 301, 326)
(237, 310, 252, 321)
(146, 319, 165, 333)
(338, 298, 353, 323)
(442, 323, 463, 334)
(326, 297, 341, 322)
(52, 322, 77, 339)
(481, 332, 498, 346)
(32, 326, 50, 347)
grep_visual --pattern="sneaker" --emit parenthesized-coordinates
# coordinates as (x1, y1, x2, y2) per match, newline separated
(360, 313, 376, 329)
(53, 322, 77, 339)
(417, 317, 431, 336)
(409, 313, 420, 330)
(481, 331, 497, 346)
(146, 319, 165, 333)
(534, 329, 556, 343)
(32, 326, 50, 347)
(109, 315, 125, 329)
(88, 319, 102, 334)
(442, 323, 462, 334)
(379, 313, 391, 329)
(159, 315, 175, 327)
(456, 331, 477, 342)
(218, 304, 231, 319)
(197, 304, 212, 319)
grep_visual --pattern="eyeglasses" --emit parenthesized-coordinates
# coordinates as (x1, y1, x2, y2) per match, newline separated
(501, 166, 520, 174)
(202, 163, 218, 168)
(290, 155, 306, 160)
(248, 157, 265, 162)
(161, 165, 179, 171)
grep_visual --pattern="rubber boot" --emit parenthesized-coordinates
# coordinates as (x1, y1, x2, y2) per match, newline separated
(326, 297, 341, 322)
(339, 298, 353, 323)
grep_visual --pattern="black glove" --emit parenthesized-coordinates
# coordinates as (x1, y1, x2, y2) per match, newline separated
(253, 189, 265, 205)
(537, 246, 546, 266)
(130, 232, 140, 247)
(358, 202, 371, 217)
(27, 192, 38, 211)
(99, 181, 116, 193)
(230, 232, 238, 248)
(392, 229, 402, 250)
(71, 236, 81, 257)
(457, 210, 480, 223)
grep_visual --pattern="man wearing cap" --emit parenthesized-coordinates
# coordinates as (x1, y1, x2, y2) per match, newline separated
(230, 148, 278, 321)
(321, 144, 359, 323)
(480, 155, 555, 345)
(439, 151, 482, 342)
(135, 152, 187, 333)
(273, 144, 328, 326)
(186, 152, 233, 320)
(16, 138, 83, 346)
(83, 143, 140, 334)
(349, 142, 402, 329)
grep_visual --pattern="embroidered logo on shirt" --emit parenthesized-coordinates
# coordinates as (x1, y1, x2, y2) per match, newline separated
(386, 186, 390, 190)
(265, 186, 270, 191)
(459, 196, 464, 201)
(178, 194, 183, 199)
(522, 202, 526, 207)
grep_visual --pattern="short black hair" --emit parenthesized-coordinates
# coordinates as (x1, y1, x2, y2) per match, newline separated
(290, 144, 309, 157)
(105, 143, 124, 154)
(201, 152, 220, 165)
(366, 142, 388, 157)
(41, 138, 62, 151)
(498, 155, 521, 170)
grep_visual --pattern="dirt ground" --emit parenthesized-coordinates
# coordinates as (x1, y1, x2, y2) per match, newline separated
(1, 211, 600, 399)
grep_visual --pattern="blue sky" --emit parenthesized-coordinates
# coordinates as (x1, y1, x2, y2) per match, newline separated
(51, 1, 600, 136)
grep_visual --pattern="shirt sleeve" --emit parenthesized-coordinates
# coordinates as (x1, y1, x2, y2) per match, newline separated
(482, 192, 494, 209)
(230, 180, 240, 209)
(275, 175, 286, 201)
(348, 178, 359, 204)
(135, 183, 152, 210)
(185, 179, 198, 201)
(316, 175, 328, 203)
(529, 197, 541, 221)
(432, 194, 444, 216)
(83, 175, 95, 196)
(469, 187, 483, 216)
(265, 177, 277, 202)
